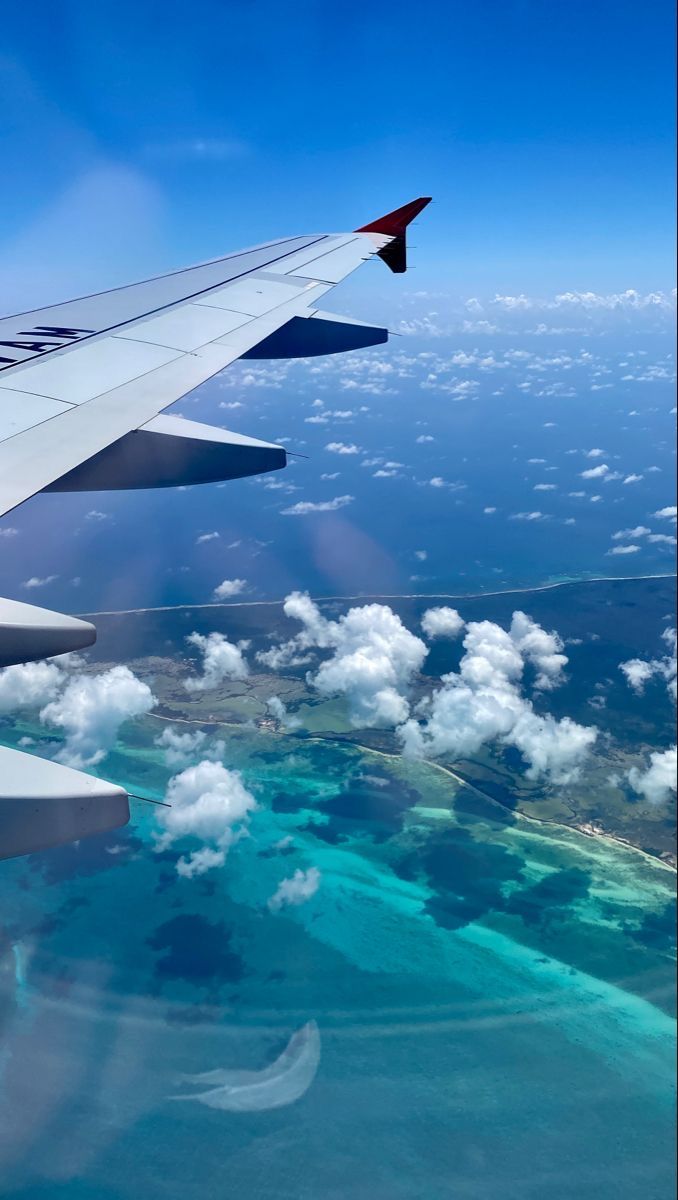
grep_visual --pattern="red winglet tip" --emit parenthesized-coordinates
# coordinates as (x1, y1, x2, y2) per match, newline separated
(355, 196, 432, 236)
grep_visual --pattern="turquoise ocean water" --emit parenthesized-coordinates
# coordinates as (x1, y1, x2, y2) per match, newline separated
(0, 723, 675, 1200)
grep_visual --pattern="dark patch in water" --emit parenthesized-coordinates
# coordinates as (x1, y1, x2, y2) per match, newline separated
(32, 894, 90, 937)
(632, 898, 677, 950)
(147, 914, 246, 988)
(504, 867, 591, 926)
(271, 790, 318, 814)
(307, 770, 421, 845)
(397, 827, 525, 930)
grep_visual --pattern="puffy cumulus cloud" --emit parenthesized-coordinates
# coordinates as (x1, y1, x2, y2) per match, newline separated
(550, 289, 676, 313)
(620, 629, 676, 702)
(325, 442, 361, 455)
(154, 725, 225, 768)
(607, 544, 641, 556)
(398, 614, 595, 785)
(580, 463, 610, 480)
(421, 607, 465, 640)
(155, 760, 257, 876)
(213, 578, 246, 599)
(266, 695, 301, 730)
(268, 867, 321, 912)
(21, 575, 58, 589)
(263, 592, 428, 727)
(40, 666, 155, 769)
(509, 710, 597, 783)
(653, 506, 677, 522)
(281, 495, 354, 516)
(184, 632, 249, 691)
(612, 526, 651, 540)
(627, 747, 677, 806)
(196, 531, 219, 544)
(156, 725, 208, 767)
(509, 611, 568, 691)
(0, 659, 64, 714)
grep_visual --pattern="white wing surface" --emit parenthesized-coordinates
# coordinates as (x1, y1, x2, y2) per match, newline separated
(0, 197, 431, 518)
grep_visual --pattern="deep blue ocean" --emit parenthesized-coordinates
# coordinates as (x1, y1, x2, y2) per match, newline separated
(0, 327, 674, 611)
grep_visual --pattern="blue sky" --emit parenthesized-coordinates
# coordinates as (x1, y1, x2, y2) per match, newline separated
(1, 0, 675, 307)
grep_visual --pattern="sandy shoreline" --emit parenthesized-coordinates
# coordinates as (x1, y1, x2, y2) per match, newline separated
(143, 712, 677, 875)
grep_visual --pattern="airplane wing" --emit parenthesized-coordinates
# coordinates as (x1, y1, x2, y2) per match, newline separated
(0, 196, 431, 859)
(0, 197, 431, 517)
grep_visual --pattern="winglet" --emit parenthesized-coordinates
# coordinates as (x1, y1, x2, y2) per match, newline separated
(355, 197, 432, 236)
(355, 197, 431, 273)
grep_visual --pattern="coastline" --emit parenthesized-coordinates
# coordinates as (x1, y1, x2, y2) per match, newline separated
(142, 712, 677, 875)
(78, 572, 677, 618)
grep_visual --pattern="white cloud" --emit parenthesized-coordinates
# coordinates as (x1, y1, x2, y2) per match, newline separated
(612, 526, 651, 540)
(0, 660, 64, 714)
(185, 632, 249, 691)
(584, 449, 606, 458)
(623, 474, 643, 485)
(428, 476, 465, 490)
(416, 434, 435, 443)
(21, 575, 58, 589)
(534, 483, 557, 491)
(266, 695, 301, 730)
(580, 464, 610, 479)
(620, 628, 676, 702)
(264, 593, 428, 727)
(398, 614, 595, 784)
(0, 527, 19, 538)
(627, 747, 677, 806)
(653, 506, 677, 521)
(40, 665, 155, 769)
(509, 611, 568, 691)
(325, 442, 361, 455)
(213, 578, 246, 599)
(421, 607, 465, 640)
(268, 867, 321, 912)
(483, 506, 497, 514)
(510, 511, 547, 521)
(155, 760, 257, 875)
(155, 726, 212, 768)
(196, 532, 220, 544)
(281, 495, 354, 516)
(607, 544, 641, 555)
